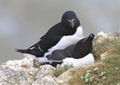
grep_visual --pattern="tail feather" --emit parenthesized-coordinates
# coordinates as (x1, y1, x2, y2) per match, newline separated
(15, 48, 28, 53)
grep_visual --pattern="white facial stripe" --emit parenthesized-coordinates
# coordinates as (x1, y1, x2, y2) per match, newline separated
(38, 44, 44, 52)
(29, 46, 35, 50)
(67, 19, 75, 22)
(71, 19, 75, 22)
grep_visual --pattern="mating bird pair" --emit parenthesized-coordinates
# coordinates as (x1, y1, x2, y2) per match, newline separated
(16, 11, 95, 67)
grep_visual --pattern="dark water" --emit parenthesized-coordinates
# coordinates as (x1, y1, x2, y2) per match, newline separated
(0, 0, 119, 63)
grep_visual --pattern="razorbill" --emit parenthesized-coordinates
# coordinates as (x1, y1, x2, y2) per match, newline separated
(38, 33, 95, 67)
(16, 11, 80, 57)
(44, 26, 84, 57)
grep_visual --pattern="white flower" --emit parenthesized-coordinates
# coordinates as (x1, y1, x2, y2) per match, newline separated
(89, 76, 95, 82)
(115, 67, 119, 70)
(85, 73, 91, 79)
(100, 72, 106, 76)
(80, 76, 84, 80)
(102, 76, 106, 80)
(94, 67, 99, 71)
(117, 83, 120, 85)
(86, 70, 91, 73)
(85, 78, 89, 82)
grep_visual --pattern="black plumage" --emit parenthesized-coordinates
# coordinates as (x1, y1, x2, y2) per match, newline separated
(16, 11, 80, 57)
(72, 33, 95, 58)
(46, 45, 74, 61)
(46, 33, 95, 67)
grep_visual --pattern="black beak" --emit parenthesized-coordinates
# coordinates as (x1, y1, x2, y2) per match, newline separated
(82, 33, 95, 43)
(70, 22, 75, 29)
(89, 33, 95, 38)
(67, 19, 75, 29)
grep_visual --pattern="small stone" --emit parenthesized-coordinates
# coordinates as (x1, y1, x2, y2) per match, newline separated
(21, 62, 28, 67)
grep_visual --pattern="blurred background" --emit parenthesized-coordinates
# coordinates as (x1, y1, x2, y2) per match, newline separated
(0, 0, 119, 63)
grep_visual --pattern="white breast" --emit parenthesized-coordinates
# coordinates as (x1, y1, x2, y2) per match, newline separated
(61, 53, 95, 67)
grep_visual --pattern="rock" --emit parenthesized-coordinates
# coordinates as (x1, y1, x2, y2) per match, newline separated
(0, 63, 57, 85)
(4, 56, 35, 68)
(36, 65, 55, 78)
(56, 68, 75, 84)
(33, 65, 56, 85)
(0, 65, 38, 85)
(33, 75, 57, 85)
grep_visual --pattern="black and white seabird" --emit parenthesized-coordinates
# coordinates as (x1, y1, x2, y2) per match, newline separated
(44, 26, 84, 57)
(16, 11, 80, 57)
(38, 33, 95, 67)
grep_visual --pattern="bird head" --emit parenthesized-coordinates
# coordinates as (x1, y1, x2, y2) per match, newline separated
(61, 11, 80, 30)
